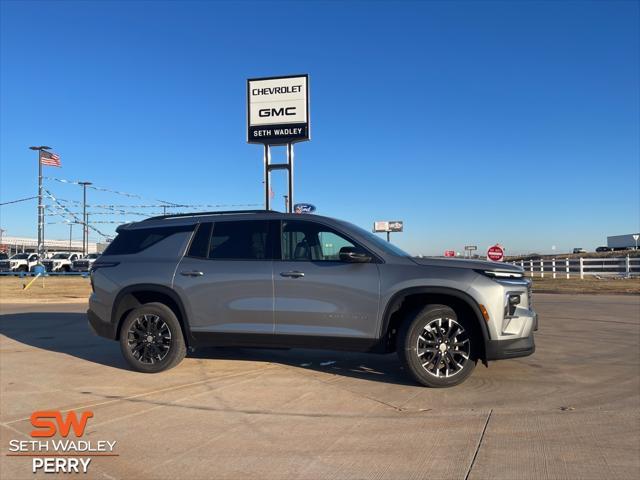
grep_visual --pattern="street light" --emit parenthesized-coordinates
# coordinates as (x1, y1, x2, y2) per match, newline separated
(78, 182, 92, 256)
(29, 146, 52, 257)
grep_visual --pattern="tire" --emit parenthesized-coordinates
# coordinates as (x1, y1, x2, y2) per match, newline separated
(397, 304, 478, 387)
(18, 266, 27, 272)
(119, 302, 187, 373)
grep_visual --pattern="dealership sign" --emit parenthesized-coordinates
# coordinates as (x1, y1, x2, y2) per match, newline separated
(487, 244, 505, 262)
(294, 203, 316, 214)
(444, 250, 455, 257)
(247, 74, 309, 145)
(374, 221, 404, 232)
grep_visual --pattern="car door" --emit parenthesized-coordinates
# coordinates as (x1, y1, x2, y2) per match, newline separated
(274, 219, 380, 339)
(173, 220, 276, 334)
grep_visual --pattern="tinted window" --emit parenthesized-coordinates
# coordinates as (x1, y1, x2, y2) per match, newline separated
(187, 223, 212, 258)
(208, 221, 271, 260)
(102, 225, 193, 256)
(282, 221, 358, 261)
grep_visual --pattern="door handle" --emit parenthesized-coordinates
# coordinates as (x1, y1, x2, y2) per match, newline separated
(180, 271, 204, 277)
(280, 271, 305, 278)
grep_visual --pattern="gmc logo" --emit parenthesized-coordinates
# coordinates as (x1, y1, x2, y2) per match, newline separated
(259, 107, 296, 118)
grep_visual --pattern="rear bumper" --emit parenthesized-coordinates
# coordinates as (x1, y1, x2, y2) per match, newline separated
(88, 309, 117, 340)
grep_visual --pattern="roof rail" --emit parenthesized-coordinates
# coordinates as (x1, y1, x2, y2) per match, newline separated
(142, 209, 279, 222)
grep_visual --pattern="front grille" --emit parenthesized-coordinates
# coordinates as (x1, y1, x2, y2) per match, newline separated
(74, 261, 89, 268)
(43, 261, 54, 272)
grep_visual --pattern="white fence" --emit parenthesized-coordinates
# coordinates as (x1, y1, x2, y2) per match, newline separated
(511, 256, 640, 279)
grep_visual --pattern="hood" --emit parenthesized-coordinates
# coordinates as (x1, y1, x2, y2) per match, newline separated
(411, 257, 523, 273)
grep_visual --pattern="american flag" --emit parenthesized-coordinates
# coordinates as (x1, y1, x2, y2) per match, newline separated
(40, 150, 61, 167)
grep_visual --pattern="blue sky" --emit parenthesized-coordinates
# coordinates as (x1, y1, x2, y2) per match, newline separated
(1, 0, 638, 255)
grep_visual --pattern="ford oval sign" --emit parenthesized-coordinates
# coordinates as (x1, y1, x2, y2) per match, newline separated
(294, 203, 316, 214)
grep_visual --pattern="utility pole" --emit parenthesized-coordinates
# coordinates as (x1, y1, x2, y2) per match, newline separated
(29, 146, 52, 257)
(78, 181, 92, 256)
(68, 223, 73, 252)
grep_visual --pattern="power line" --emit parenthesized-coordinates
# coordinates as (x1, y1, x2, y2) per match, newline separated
(44, 189, 110, 238)
(0, 196, 38, 206)
(43, 177, 261, 209)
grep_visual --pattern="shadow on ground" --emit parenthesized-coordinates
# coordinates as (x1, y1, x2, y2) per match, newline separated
(0, 311, 416, 386)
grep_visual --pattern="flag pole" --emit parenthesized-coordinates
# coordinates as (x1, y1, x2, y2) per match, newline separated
(29, 146, 51, 258)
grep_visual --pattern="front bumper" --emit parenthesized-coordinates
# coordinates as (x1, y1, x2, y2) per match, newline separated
(485, 333, 535, 360)
(485, 312, 537, 360)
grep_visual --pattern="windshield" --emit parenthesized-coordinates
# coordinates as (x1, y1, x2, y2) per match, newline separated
(11, 253, 29, 259)
(86, 254, 99, 259)
(344, 222, 410, 257)
(52, 253, 69, 259)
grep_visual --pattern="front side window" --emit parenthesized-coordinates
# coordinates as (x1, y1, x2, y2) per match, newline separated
(282, 220, 360, 261)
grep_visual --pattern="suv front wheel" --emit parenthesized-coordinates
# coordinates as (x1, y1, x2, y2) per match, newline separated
(397, 304, 477, 387)
(119, 302, 186, 373)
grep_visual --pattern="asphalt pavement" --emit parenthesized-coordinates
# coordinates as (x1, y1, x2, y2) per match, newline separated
(1, 294, 638, 479)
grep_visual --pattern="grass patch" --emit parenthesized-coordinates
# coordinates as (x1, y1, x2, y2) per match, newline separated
(530, 276, 640, 294)
(0, 276, 92, 303)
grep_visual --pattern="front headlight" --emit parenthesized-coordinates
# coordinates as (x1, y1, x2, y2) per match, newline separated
(475, 269, 524, 279)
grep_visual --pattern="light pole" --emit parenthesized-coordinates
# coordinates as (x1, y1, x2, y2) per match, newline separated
(29, 146, 52, 257)
(78, 181, 92, 256)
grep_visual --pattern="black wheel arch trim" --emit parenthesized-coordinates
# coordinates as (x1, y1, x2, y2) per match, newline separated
(111, 284, 194, 347)
(379, 286, 491, 342)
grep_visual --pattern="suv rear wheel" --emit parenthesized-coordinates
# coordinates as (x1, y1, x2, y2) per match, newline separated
(397, 304, 477, 387)
(119, 302, 186, 373)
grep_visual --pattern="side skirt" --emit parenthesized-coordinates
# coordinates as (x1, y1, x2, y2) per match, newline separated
(190, 332, 381, 353)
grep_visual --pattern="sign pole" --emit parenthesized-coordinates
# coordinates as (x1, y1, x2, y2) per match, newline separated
(264, 144, 271, 210)
(287, 143, 294, 213)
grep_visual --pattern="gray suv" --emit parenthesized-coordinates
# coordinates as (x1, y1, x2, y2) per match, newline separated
(88, 211, 537, 387)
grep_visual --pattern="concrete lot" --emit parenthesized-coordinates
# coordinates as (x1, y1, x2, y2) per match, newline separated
(1, 294, 639, 479)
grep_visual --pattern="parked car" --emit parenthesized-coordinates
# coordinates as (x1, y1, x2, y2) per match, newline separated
(72, 253, 101, 272)
(42, 252, 80, 272)
(572, 248, 587, 254)
(595, 246, 613, 252)
(7, 253, 39, 272)
(88, 211, 537, 388)
(0, 252, 10, 272)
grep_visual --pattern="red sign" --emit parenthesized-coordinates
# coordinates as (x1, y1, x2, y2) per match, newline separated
(487, 244, 505, 262)
(444, 250, 455, 257)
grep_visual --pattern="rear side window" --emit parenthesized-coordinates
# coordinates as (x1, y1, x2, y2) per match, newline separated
(187, 223, 212, 258)
(210, 221, 271, 260)
(187, 220, 273, 260)
(102, 225, 193, 256)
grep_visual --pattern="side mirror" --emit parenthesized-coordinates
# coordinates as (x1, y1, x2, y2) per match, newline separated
(339, 246, 372, 263)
